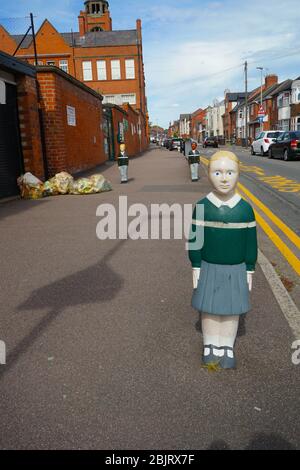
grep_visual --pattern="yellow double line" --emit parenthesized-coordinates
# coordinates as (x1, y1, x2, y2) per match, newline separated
(201, 156, 300, 276)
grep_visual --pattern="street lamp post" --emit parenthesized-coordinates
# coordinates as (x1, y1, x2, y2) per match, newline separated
(257, 66, 264, 132)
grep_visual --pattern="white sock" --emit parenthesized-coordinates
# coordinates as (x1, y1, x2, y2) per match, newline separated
(219, 316, 239, 357)
(201, 314, 222, 356)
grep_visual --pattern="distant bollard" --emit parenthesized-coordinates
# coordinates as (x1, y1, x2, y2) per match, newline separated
(118, 144, 129, 183)
(188, 144, 200, 182)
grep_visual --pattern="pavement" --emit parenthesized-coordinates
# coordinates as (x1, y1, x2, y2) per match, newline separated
(0, 145, 299, 450)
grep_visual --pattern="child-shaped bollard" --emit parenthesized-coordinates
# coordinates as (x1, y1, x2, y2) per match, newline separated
(188, 142, 200, 182)
(118, 144, 129, 183)
(188, 151, 258, 369)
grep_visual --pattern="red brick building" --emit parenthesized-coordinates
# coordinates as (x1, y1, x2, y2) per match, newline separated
(247, 74, 278, 139)
(223, 92, 246, 142)
(191, 108, 206, 142)
(168, 120, 179, 138)
(0, 0, 149, 140)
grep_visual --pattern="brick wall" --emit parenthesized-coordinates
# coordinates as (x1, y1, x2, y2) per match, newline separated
(122, 103, 148, 156)
(111, 103, 148, 158)
(37, 67, 106, 176)
(16, 75, 44, 179)
(291, 103, 300, 118)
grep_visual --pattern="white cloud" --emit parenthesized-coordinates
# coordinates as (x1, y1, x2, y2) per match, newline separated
(143, 0, 300, 126)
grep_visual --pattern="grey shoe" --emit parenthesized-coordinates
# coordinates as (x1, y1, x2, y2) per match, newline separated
(219, 347, 236, 369)
(202, 344, 220, 365)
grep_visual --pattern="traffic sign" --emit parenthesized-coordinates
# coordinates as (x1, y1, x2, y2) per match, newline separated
(258, 116, 264, 123)
(258, 105, 265, 117)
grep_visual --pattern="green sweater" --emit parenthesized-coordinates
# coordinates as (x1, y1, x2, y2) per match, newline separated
(188, 150, 200, 164)
(118, 154, 129, 167)
(189, 196, 258, 271)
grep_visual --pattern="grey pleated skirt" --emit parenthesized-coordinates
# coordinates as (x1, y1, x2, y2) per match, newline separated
(192, 261, 250, 316)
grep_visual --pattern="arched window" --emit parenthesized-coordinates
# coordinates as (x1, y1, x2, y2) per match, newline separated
(91, 26, 103, 32)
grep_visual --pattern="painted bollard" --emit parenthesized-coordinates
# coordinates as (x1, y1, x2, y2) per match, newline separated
(118, 143, 129, 183)
(188, 142, 200, 182)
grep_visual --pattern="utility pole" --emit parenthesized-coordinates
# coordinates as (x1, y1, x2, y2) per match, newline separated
(257, 66, 264, 132)
(30, 13, 38, 66)
(244, 61, 248, 149)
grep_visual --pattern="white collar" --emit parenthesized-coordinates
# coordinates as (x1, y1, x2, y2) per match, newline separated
(206, 192, 241, 209)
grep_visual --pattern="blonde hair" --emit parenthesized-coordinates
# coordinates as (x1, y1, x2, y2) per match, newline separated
(208, 150, 240, 169)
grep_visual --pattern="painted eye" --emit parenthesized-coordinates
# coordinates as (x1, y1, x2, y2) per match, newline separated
(215, 171, 221, 176)
(228, 171, 233, 176)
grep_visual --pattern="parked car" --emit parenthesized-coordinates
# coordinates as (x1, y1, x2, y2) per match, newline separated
(164, 139, 171, 149)
(251, 131, 283, 156)
(268, 131, 300, 161)
(203, 137, 218, 148)
(169, 138, 183, 151)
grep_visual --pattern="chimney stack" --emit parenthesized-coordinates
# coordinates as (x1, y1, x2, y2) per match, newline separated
(265, 74, 278, 89)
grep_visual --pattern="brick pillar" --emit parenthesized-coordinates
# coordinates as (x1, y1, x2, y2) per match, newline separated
(16, 75, 45, 179)
(37, 72, 67, 176)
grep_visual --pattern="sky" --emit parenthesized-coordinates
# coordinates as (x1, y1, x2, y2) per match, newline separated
(1, 0, 300, 128)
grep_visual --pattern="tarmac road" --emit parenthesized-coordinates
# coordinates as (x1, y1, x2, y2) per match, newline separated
(0, 145, 299, 450)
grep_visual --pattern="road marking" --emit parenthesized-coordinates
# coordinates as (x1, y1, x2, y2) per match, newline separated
(259, 176, 300, 193)
(253, 210, 300, 276)
(240, 164, 265, 176)
(258, 250, 300, 339)
(238, 182, 300, 251)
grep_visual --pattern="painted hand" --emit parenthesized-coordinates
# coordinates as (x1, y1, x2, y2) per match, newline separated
(192, 268, 201, 289)
(247, 272, 253, 292)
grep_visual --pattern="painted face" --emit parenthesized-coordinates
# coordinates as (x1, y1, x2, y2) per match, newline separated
(120, 144, 126, 152)
(208, 157, 239, 195)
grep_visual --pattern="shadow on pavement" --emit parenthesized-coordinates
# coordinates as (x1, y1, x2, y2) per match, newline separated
(0, 198, 49, 222)
(0, 240, 126, 380)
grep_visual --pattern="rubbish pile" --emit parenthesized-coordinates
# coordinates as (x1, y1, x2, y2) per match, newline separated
(17, 171, 112, 200)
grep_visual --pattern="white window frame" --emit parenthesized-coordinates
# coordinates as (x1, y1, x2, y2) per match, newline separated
(103, 95, 116, 104)
(125, 59, 135, 79)
(121, 94, 136, 105)
(279, 119, 290, 132)
(82, 61, 93, 81)
(59, 60, 68, 73)
(282, 92, 290, 107)
(97, 60, 107, 81)
(111, 60, 121, 80)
